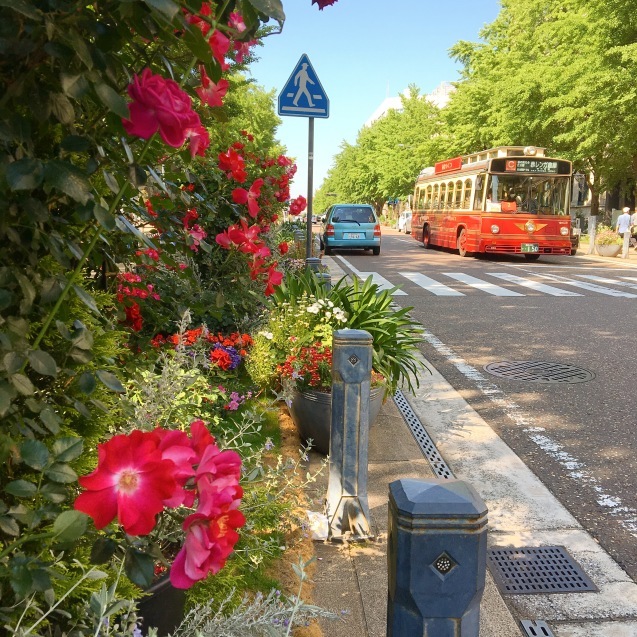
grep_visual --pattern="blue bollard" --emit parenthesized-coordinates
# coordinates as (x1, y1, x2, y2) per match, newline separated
(325, 329, 374, 541)
(387, 478, 488, 637)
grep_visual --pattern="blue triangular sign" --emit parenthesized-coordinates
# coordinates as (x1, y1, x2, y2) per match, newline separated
(278, 54, 329, 119)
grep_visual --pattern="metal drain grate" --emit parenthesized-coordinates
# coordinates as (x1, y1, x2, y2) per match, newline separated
(483, 360, 595, 384)
(393, 390, 453, 479)
(487, 546, 598, 594)
(520, 620, 555, 637)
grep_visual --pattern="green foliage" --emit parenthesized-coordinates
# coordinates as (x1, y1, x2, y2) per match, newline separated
(594, 224, 623, 246)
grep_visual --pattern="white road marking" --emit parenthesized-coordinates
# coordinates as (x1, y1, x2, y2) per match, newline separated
(335, 256, 406, 295)
(421, 329, 637, 537)
(401, 272, 464, 296)
(576, 274, 637, 290)
(443, 272, 524, 296)
(535, 272, 637, 297)
(489, 272, 582, 296)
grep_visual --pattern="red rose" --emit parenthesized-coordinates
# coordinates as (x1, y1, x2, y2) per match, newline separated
(123, 68, 202, 148)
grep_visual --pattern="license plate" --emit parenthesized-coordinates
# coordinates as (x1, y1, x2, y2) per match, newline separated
(345, 233, 363, 239)
(521, 243, 539, 253)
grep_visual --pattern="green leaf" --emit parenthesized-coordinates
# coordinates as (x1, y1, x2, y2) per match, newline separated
(96, 370, 124, 393)
(5, 479, 37, 497)
(15, 272, 36, 313)
(94, 83, 130, 119)
(71, 321, 93, 350)
(53, 510, 87, 543)
(0, 515, 20, 536)
(50, 93, 75, 124)
(52, 437, 83, 462)
(124, 549, 154, 588)
(0, 0, 40, 19)
(128, 164, 147, 188)
(20, 439, 49, 470)
(182, 24, 213, 63)
(44, 159, 91, 204)
(4, 352, 26, 375)
(40, 407, 61, 434)
(45, 462, 78, 484)
(60, 73, 90, 99)
(143, 0, 179, 20)
(27, 349, 58, 377)
(65, 29, 93, 70)
(90, 538, 117, 564)
(11, 373, 35, 396)
(246, 0, 285, 23)
(74, 400, 92, 419)
(77, 371, 96, 395)
(40, 482, 68, 503)
(70, 348, 93, 364)
(73, 285, 100, 314)
(103, 170, 119, 194)
(60, 135, 90, 152)
(0, 382, 15, 416)
(93, 203, 116, 231)
(6, 159, 44, 191)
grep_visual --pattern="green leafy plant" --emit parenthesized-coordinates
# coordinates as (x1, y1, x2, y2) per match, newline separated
(594, 224, 623, 246)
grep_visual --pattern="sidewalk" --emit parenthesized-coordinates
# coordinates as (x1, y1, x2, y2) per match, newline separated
(305, 255, 637, 636)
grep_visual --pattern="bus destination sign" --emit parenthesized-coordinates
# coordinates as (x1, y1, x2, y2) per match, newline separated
(505, 159, 559, 173)
(435, 156, 463, 174)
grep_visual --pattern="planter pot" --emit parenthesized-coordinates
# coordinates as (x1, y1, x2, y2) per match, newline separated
(596, 244, 621, 257)
(288, 385, 385, 455)
(138, 574, 186, 637)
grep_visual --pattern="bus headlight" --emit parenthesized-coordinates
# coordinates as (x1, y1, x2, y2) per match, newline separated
(525, 221, 536, 233)
(491, 224, 500, 234)
(560, 226, 569, 236)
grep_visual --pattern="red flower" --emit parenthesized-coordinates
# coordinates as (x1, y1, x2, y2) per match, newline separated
(196, 66, 229, 108)
(264, 264, 283, 296)
(187, 124, 210, 157)
(289, 195, 307, 216)
(209, 29, 231, 70)
(125, 302, 143, 331)
(218, 147, 247, 183)
(232, 178, 264, 218)
(74, 430, 178, 536)
(278, 241, 289, 255)
(312, 0, 338, 8)
(122, 68, 202, 148)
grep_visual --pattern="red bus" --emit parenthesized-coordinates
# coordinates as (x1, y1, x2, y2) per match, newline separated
(411, 146, 573, 260)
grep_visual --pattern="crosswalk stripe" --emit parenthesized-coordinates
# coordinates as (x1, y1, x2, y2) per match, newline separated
(620, 277, 637, 283)
(359, 272, 407, 295)
(535, 273, 637, 297)
(401, 272, 464, 296)
(576, 274, 637, 290)
(489, 273, 582, 296)
(443, 273, 525, 296)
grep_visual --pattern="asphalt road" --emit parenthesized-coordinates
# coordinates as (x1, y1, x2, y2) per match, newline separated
(327, 225, 637, 582)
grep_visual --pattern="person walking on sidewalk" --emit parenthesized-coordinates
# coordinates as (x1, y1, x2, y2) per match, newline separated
(616, 206, 632, 258)
(631, 208, 637, 250)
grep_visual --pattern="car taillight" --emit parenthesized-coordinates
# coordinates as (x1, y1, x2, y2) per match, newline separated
(373, 224, 381, 237)
(326, 224, 335, 237)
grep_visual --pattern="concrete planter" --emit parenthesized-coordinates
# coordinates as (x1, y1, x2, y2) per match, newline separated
(289, 385, 384, 455)
(596, 244, 621, 257)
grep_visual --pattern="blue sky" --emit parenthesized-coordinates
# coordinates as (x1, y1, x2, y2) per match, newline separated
(248, 0, 501, 200)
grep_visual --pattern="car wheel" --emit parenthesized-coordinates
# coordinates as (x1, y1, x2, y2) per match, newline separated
(372, 246, 380, 255)
(325, 245, 333, 255)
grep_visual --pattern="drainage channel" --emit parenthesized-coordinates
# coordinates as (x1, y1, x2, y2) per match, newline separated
(393, 389, 453, 479)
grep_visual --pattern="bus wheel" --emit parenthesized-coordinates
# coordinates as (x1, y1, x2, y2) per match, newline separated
(524, 254, 540, 261)
(423, 226, 431, 249)
(457, 229, 471, 257)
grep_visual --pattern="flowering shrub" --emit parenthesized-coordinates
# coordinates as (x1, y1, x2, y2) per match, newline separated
(75, 420, 245, 589)
(595, 223, 623, 246)
(278, 344, 333, 391)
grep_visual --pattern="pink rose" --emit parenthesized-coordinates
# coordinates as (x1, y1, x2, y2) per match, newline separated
(123, 68, 202, 148)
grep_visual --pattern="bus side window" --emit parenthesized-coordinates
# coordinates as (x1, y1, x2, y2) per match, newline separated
(454, 180, 462, 209)
(425, 185, 432, 209)
(446, 181, 454, 209)
(439, 183, 446, 210)
(432, 184, 439, 209)
(463, 179, 472, 209)
(474, 175, 485, 210)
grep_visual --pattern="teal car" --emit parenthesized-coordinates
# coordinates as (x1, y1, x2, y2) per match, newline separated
(320, 203, 381, 255)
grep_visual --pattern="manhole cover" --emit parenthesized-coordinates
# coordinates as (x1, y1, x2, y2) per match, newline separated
(483, 361, 595, 384)
(487, 546, 598, 594)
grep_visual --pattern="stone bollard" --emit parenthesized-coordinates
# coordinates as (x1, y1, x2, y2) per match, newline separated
(305, 256, 321, 272)
(325, 329, 374, 541)
(387, 478, 488, 637)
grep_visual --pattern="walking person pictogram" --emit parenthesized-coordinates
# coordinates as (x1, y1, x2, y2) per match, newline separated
(293, 63, 315, 107)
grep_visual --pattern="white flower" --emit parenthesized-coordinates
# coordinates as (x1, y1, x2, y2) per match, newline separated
(306, 303, 320, 314)
(259, 331, 274, 340)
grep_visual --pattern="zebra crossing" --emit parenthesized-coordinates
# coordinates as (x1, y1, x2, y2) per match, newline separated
(361, 270, 637, 298)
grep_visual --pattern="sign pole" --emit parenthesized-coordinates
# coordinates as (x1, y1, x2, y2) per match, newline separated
(306, 117, 314, 258)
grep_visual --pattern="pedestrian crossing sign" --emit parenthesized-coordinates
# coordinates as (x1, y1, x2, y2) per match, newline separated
(278, 54, 329, 119)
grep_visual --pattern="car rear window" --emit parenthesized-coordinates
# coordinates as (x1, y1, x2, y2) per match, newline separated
(331, 207, 376, 223)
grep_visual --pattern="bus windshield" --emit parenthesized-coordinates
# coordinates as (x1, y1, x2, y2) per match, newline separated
(486, 175, 570, 215)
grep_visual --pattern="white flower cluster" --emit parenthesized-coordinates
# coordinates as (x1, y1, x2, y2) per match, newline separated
(306, 299, 347, 323)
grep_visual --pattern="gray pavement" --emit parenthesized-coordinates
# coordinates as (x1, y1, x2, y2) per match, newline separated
(303, 253, 637, 637)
